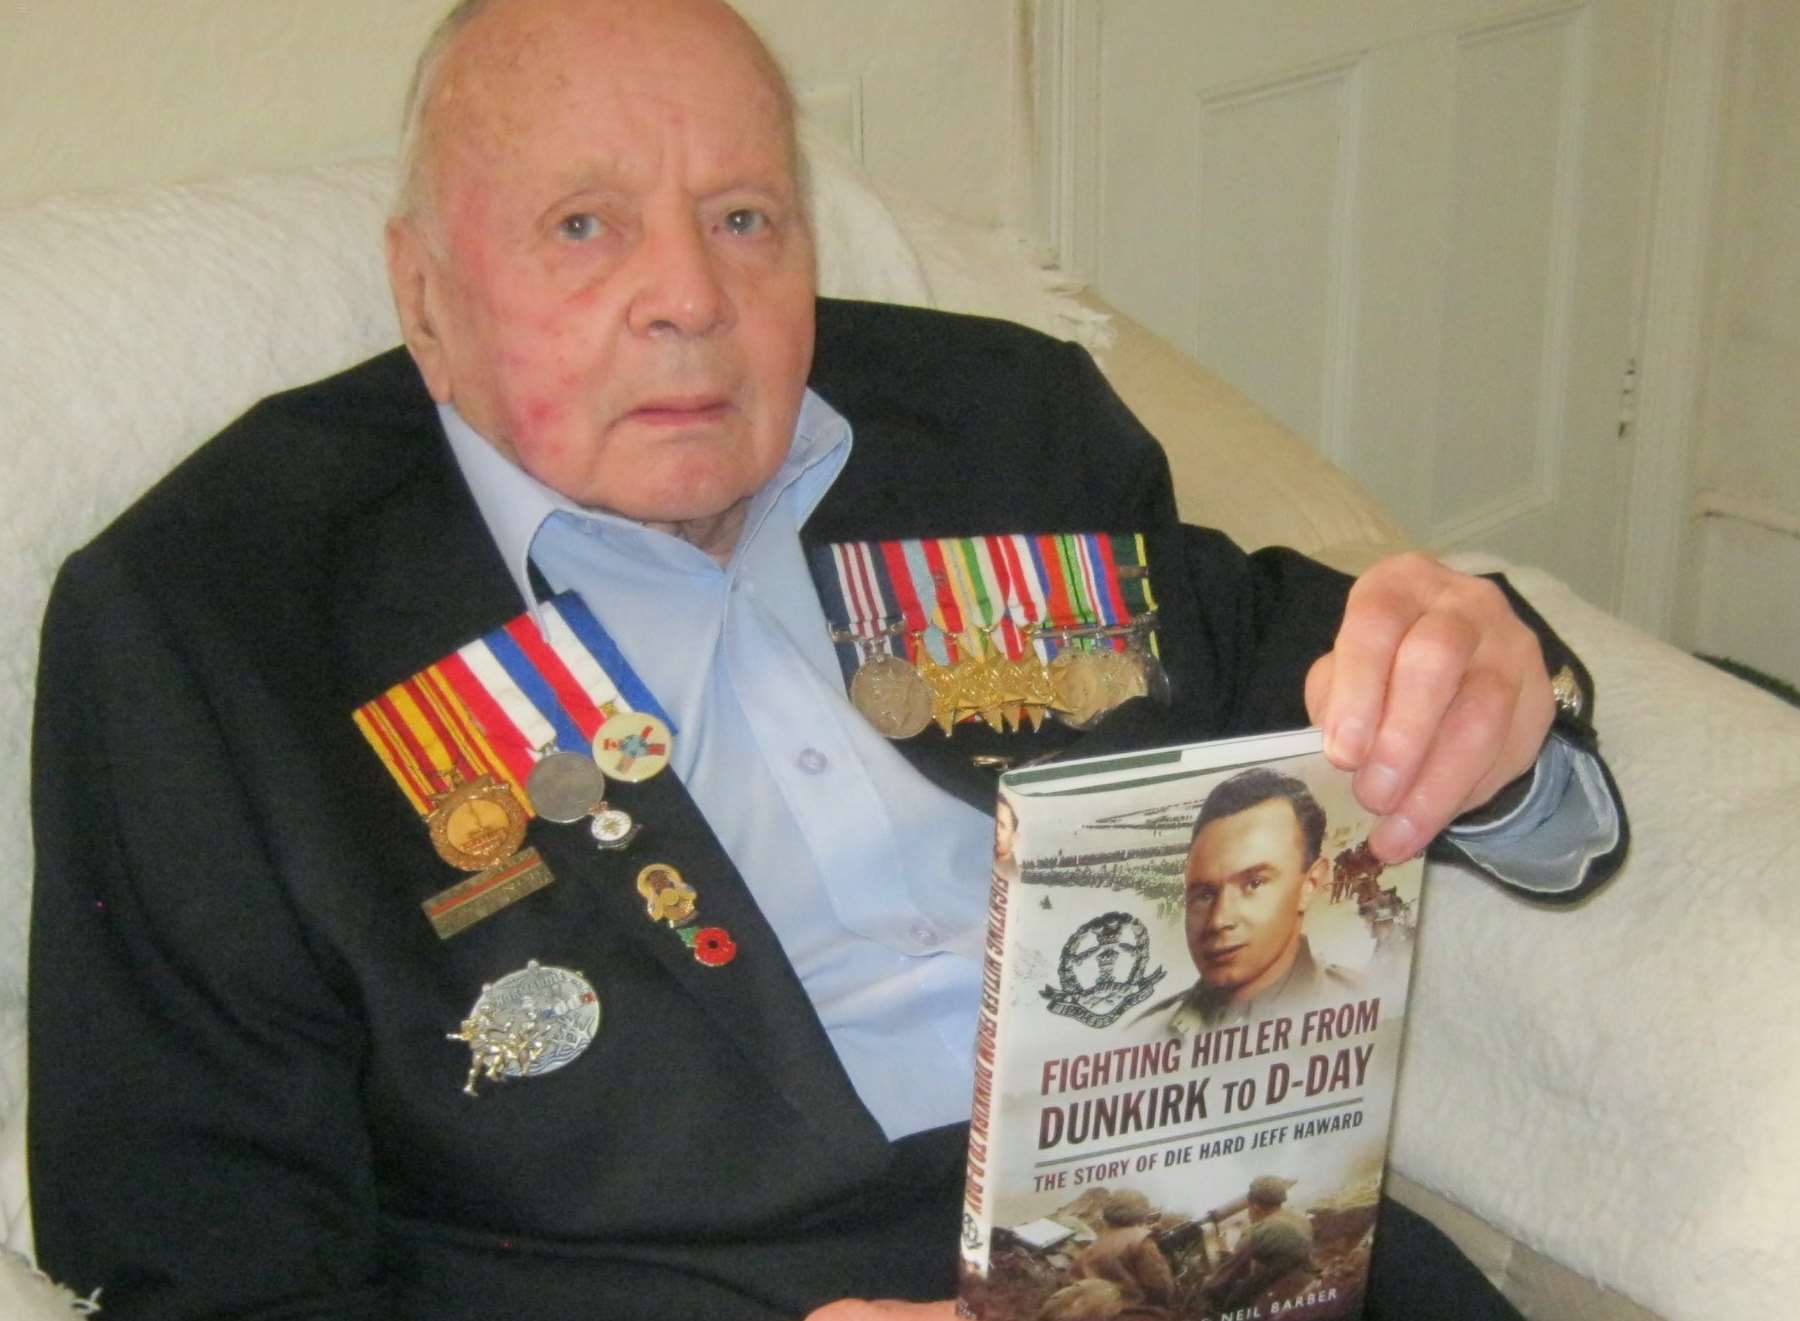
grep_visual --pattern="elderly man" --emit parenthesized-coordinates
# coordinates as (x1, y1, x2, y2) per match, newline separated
(29, 0, 1622, 1317)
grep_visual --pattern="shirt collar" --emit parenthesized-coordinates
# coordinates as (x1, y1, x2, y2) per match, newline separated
(440, 390, 853, 614)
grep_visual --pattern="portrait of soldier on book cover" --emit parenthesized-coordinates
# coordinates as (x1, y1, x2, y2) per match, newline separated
(962, 737, 1421, 1321)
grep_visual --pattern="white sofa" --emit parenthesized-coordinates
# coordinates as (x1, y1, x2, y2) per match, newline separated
(4, 145, 1798, 1321)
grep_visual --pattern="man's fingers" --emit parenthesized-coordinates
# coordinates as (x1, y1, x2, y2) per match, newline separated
(805, 1302, 961, 1321)
(1317, 557, 1436, 767)
(1367, 666, 1517, 860)
(1304, 652, 1334, 730)
(1313, 553, 1559, 861)
(1352, 607, 1480, 815)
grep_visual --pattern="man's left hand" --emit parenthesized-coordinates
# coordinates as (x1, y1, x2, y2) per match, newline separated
(805, 1302, 960, 1320)
(1304, 553, 1554, 863)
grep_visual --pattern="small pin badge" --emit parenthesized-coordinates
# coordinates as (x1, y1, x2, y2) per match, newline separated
(421, 846, 556, 940)
(635, 863, 737, 967)
(527, 748, 641, 852)
(448, 961, 601, 1096)
(593, 714, 673, 783)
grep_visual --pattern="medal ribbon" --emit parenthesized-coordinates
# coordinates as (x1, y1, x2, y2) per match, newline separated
(1110, 533, 1160, 657)
(811, 541, 903, 684)
(354, 592, 676, 819)
(1077, 533, 1123, 649)
(804, 532, 1161, 710)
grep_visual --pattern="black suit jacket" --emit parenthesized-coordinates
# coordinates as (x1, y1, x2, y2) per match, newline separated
(28, 299, 1621, 1319)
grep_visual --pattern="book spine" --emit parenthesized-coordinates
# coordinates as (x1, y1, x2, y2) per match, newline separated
(957, 861, 1013, 1312)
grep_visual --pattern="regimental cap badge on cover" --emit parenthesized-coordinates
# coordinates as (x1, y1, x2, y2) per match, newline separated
(1040, 911, 1166, 1028)
(448, 961, 601, 1097)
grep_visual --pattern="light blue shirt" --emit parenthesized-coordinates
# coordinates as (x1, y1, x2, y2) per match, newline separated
(440, 392, 1618, 1137)
(443, 395, 993, 1140)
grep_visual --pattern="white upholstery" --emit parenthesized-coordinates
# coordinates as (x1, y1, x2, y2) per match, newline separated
(1404, 558, 1800, 1321)
(6, 138, 1795, 1321)
(0, 139, 1192, 1308)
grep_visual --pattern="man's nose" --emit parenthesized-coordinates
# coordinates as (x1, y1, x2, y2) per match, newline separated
(626, 215, 731, 338)
(1203, 891, 1239, 933)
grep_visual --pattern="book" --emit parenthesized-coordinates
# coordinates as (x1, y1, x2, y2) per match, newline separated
(959, 728, 1423, 1321)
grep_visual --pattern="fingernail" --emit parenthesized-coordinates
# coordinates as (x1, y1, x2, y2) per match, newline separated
(1359, 763, 1400, 810)
(1328, 718, 1368, 764)
(1369, 814, 1418, 861)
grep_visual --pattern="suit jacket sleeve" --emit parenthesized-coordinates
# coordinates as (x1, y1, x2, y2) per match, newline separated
(924, 311, 1630, 900)
(30, 545, 389, 1319)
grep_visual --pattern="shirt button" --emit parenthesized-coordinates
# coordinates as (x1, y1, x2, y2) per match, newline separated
(910, 923, 938, 950)
(796, 747, 830, 774)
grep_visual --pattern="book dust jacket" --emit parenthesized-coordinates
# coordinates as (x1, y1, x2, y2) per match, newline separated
(960, 730, 1423, 1321)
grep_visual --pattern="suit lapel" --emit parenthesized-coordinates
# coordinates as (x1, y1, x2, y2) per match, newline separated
(330, 424, 884, 1154)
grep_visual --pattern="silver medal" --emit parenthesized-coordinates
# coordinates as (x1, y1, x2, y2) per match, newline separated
(527, 751, 608, 824)
(448, 960, 601, 1096)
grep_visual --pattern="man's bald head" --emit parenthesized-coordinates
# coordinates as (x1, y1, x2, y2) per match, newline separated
(382, 0, 818, 557)
(394, 0, 802, 232)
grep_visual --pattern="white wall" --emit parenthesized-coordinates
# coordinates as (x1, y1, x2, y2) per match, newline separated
(1688, 0, 1800, 686)
(0, 0, 1027, 225)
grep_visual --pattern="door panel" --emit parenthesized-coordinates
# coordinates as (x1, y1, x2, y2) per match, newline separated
(1076, 0, 1668, 610)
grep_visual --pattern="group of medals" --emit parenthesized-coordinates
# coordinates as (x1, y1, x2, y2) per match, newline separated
(353, 593, 732, 1095)
(811, 532, 1165, 738)
(353, 532, 1162, 1096)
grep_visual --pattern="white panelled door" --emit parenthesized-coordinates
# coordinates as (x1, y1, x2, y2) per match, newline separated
(1072, 0, 1669, 611)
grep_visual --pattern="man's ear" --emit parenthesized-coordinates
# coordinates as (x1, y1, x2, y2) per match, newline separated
(385, 217, 455, 403)
(1298, 856, 1328, 913)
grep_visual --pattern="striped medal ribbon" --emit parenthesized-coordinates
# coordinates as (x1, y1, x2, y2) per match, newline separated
(353, 593, 681, 939)
(807, 532, 1162, 738)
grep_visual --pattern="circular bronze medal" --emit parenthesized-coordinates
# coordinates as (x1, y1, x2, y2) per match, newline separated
(1128, 645, 1172, 706)
(527, 751, 607, 824)
(1096, 647, 1145, 705)
(428, 776, 528, 872)
(850, 654, 934, 739)
(1050, 650, 1112, 730)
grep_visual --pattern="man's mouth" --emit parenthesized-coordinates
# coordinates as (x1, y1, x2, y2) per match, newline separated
(1202, 943, 1246, 964)
(625, 394, 731, 426)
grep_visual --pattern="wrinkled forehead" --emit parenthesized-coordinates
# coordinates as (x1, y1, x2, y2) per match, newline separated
(426, 0, 799, 190)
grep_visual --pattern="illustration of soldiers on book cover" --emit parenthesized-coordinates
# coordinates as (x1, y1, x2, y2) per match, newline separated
(960, 730, 1423, 1321)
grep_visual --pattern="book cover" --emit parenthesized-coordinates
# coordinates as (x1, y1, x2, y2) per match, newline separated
(960, 729, 1422, 1321)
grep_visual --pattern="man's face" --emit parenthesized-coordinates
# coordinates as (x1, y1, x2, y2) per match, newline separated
(994, 798, 1018, 862)
(387, 0, 816, 530)
(1184, 798, 1324, 1000)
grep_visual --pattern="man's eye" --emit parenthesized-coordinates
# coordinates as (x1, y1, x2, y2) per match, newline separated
(558, 214, 603, 242)
(1243, 874, 1266, 891)
(722, 208, 769, 236)
(1189, 886, 1217, 905)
